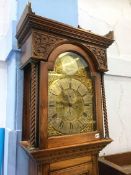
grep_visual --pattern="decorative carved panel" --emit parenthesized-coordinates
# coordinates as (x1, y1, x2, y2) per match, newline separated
(32, 30, 108, 71)
(86, 45, 107, 71)
(32, 31, 64, 59)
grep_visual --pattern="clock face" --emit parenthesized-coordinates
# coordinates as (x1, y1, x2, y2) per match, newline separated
(48, 52, 96, 137)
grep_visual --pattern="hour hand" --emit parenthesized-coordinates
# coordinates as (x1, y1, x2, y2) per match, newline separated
(56, 100, 68, 106)
(58, 83, 67, 99)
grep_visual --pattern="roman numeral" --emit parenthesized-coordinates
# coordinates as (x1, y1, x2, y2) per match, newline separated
(69, 80, 71, 89)
(82, 92, 87, 97)
(52, 114, 57, 119)
(49, 104, 54, 107)
(84, 103, 90, 106)
(78, 120, 84, 129)
(83, 112, 87, 117)
(59, 121, 64, 128)
(70, 122, 73, 129)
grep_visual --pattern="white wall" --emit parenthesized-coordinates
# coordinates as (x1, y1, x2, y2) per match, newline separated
(78, 0, 131, 155)
(103, 75, 131, 155)
(0, 0, 17, 128)
(0, 0, 17, 61)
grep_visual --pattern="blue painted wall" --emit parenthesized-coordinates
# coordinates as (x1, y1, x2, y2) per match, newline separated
(0, 128, 4, 175)
(4, 129, 17, 175)
(17, 0, 78, 27)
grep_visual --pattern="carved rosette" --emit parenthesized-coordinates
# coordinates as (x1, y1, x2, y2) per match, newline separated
(32, 31, 64, 60)
(86, 45, 107, 71)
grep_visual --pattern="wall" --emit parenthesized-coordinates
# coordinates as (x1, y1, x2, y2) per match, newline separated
(0, 62, 6, 174)
(0, 0, 17, 126)
(0, 0, 17, 61)
(0, 62, 7, 128)
(0, 0, 22, 174)
(78, 0, 131, 155)
(17, 0, 78, 27)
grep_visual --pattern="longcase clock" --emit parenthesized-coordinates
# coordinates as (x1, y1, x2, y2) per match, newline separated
(16, 4, 114, 175)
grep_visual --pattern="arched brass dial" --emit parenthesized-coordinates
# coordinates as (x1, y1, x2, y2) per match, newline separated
(48, 52, 96, 136)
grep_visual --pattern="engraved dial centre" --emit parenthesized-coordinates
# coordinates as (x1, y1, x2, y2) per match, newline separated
(58, 87, 83, 122)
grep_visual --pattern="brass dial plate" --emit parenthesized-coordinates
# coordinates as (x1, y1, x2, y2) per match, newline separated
(48, 52, 96, 137)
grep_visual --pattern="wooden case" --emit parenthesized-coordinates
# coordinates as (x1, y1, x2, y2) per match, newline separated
(99, 152, 131, 175)
(16, 4, 114, 175)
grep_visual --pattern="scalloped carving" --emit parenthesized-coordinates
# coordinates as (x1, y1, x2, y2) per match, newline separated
(87, 45, 107, 71)
(32, 31, 64, 59)
(32, 31, 108, 71)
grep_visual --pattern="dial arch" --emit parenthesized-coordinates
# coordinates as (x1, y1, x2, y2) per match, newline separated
(48, 50, 96, 136)
(47, 43, 98, 74)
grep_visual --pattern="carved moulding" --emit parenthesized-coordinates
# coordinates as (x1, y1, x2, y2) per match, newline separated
(21, 139, 112, 164)
(16, 11, 114, 49)
(32, 30, 108, 71)
(85, 45, 107, 71)
(16, 6, 114, 72)
(32, 31, 65, 60)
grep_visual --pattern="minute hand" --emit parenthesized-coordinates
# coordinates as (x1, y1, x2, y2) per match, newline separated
(58, 83, 67, 100)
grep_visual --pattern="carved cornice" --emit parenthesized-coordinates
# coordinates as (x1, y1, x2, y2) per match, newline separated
(21, 139, 112, 164)
(16, 13, 114, 49)
(16, 8, 114, 72)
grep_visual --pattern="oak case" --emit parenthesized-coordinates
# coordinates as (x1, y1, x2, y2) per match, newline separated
(16, 4, 114, 175)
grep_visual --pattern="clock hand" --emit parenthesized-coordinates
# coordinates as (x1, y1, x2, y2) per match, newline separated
(56, 99, 70, 106)
(68, 106, 72, 116)
(58, 83, 69, 102)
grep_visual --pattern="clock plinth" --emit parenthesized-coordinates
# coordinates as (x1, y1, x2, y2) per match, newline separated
(16, 4, 114, 175)
(21, 139, 112, 175)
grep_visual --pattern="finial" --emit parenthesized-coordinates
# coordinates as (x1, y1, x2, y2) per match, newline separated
(104, 31, 114, 40)
(27, 1, 32, 13)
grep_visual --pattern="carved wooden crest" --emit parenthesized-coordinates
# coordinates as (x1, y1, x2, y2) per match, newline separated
(16, 4, 114, 72)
